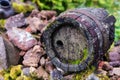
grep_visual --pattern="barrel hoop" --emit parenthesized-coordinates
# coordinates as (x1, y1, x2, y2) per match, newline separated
(69, 10, 103, 53)
(77, 17, 100, 53)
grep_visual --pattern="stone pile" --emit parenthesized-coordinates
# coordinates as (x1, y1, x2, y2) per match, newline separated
(0, 9, 61, 80)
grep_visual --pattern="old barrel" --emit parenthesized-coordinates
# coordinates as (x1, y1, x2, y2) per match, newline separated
(43, 8, 116, 72)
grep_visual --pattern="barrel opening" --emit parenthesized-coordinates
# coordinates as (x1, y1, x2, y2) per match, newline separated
(56, 40, 63, 47)
(0, 0, 10, 8)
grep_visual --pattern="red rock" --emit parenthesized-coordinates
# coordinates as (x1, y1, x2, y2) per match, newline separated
(23, 49, 41, 67)
(25, 17, 42, 33)
(7, 27, 37, 51)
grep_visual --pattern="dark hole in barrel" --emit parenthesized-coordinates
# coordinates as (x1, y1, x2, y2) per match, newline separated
(0, 0, 10, 8)
(56, 40, 63, 47)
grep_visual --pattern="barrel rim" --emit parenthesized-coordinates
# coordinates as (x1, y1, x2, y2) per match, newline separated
(43, 17, 94, 72)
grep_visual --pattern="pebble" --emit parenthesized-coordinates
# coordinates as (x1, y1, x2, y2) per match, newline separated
(23, 49, 41, 67)
(40, 57, 46, 66)
(35, 66, 49, 79)
(86, 73, 99, 80)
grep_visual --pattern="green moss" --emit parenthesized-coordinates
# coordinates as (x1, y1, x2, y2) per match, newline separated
(73, 66, 96, 80)
(0, 65, 41, 80)
(16, 76, 32, 80)
(10, 65, 22, 79)
(68, 48, 88, 65)
(12, 2, 35, 13)
(0, 19, 6, 31)
(97, 74, 110, 80)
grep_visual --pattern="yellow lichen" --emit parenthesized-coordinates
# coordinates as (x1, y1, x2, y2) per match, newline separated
(12, 2, 35, 13)
(10, 65, 22, 79)
(0, 19, 6, 30)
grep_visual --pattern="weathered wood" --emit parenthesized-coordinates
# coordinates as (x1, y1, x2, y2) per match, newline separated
(43, 8, 116, 72)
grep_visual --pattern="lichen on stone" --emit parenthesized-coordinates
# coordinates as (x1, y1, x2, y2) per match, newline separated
(12, 2, 35, 13)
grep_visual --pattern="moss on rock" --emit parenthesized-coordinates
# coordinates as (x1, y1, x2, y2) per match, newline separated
(12, 2, 35, 13)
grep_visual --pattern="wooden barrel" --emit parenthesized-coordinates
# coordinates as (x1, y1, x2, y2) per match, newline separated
(43, 8, 116, 72)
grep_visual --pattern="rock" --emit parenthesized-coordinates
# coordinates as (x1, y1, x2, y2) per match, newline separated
(29, 9, 39, 17)
(109, 61, 120, 67)
(30, 10, 56, 20)
(110, 75, 120, 80)
(45, 61, 55, 72)
(109, 52, 120, 61)
(108, 46, 120, 65)
(50, 69, 63, 80)
(22, 67, 36, 76)
(7, 27, 37, 51)
(22, 49, 41, 67)
(109, 68, 120, 76)
(98, 61, 113, 71)
(0, 37, 8, 70)
(35, 66, 49, 80)
(5, 13, 26, 30)
(32, 45, 44, 54)
(25, 17, 42, 33)
(64, 74, 75, 80)
(96, 69, 107, 76)
(39, 10, 57, 20)
(3, 37, 20, 66)
(22, 67, 30, 76)
(19, 51, 26, 56)
(86, 73, 99, 80)
(25, 10, 56, 33)
(40, 57, 46, 66)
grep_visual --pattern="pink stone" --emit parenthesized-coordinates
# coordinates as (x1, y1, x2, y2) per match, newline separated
(7, 28, 37, 51)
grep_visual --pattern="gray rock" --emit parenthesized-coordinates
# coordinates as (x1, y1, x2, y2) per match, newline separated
(0, 37, 8, 70)
(5, 13, 26, 30)
(86, 73, 99, 80)
(22, 67, 30, 76)
(109, 61, 120, 67)
(50, 69, 63, 80)
(22, 67, 36, 76)
(3, 37, 20, 66)
(109, 52, 120, 61)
